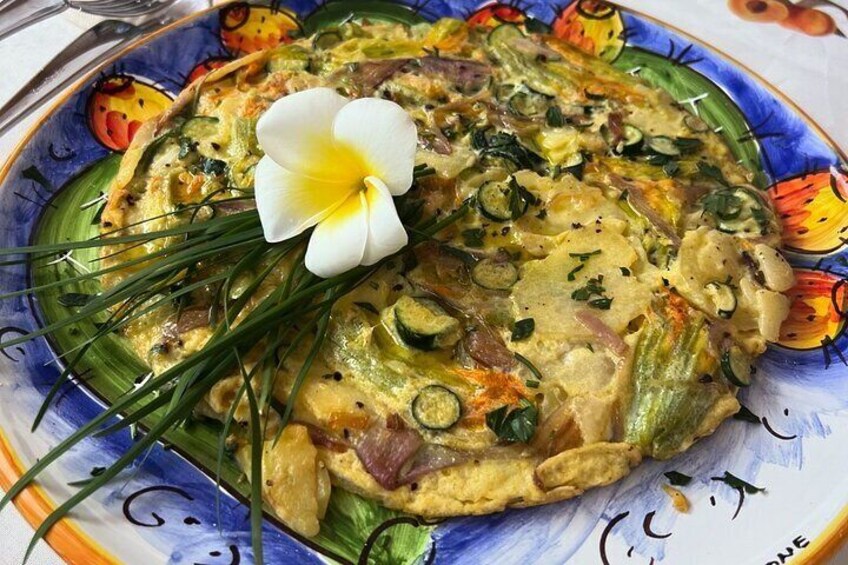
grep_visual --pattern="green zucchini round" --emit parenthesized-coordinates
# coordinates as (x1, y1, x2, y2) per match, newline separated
(472, 258, 519, 290)
(721, 346, 753, 387)
(411, 385, 462, 430)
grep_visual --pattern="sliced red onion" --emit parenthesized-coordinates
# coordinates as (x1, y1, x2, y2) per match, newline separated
(355, 417, 423, 490)
(398, 444, 468, 485)
(575, 309, 628, 357)
(303, 423, 349, 453)
(464, 324, 516, 370)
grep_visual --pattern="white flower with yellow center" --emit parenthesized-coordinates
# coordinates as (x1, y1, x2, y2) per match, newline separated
(254, 87, 418, 278)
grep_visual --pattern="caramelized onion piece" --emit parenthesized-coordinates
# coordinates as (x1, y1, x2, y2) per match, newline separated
(355, 416, 423, 490)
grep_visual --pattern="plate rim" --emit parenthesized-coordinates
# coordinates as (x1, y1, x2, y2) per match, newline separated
(0, 1, 845, 563)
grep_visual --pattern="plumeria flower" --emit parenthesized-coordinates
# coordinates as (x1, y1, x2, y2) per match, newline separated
(254, 87, 418, 278)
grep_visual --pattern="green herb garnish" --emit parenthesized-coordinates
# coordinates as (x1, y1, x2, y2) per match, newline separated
(588, 297, 613, 310)
(569, 249, 601, 262)
(571, 275, 605, 301)
(461, 228, 486, 248)
(664, 470, 693, 486)
(545, 106, 564, 128)
(567, 263, 584, 281)
(511, 318, 535, 341)
(486, 399, 538, 443)
(712, 471, 765, 494)
(515, 352, 544, 382)
(697, 161, 728, 185)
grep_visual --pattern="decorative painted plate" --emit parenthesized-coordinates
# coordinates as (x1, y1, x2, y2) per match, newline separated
(1, 1, 846, 563)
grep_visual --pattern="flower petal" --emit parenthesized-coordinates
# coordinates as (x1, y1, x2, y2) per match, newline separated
(361, 176, 408, 266)
(254, 155, 356, 243)
(332, 97, 417, 196)
(256, 87, 361, 182)
(305, 192, 368, 278)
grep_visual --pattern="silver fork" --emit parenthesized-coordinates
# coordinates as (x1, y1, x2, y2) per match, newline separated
(0, 14, 177, 137)
(0, 0, 177, 42)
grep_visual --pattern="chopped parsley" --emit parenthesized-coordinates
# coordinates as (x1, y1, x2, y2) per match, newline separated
(588, 297, 613, 310)
(413, 163, 436, 179)
(545, 106, 564, 128)
(461, 228, 486, 248)
(569, 249, 602, 262)
(697, 161, 729, 186)
(664, 470, 693, 486)
(674, 137, 704, 154)
(514, 352, 544, 382)
(525, 379, 540, 389)
(486, 399, 538, 443)
(571, 275, 606, 301)
(662, 160, 680, 177)
(511, 318, 536, 341)
(567, 263, 584, 281)
(711, 471, 765, 494)
(619, 267, 631, 277)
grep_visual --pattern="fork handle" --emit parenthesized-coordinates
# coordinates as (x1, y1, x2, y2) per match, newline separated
(0, 19, 143, 138)
(0, 0, 67, 42)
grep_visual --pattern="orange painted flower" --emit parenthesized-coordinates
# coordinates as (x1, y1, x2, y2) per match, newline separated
(552, 0, 625, 62)
(87, 75, 173, 152)
(778, 268, 847, 350)
(220, 2, 300, 55)
(466, 2, 526, 29)
(768, 168, 848, 254)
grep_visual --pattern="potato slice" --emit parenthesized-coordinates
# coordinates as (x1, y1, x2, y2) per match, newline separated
(238, 424, 331, 537)
(535, 442, 641, 490)
(512, 223, 657, 340)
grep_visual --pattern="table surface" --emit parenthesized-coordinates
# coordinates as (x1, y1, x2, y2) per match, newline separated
(0, 1, 846, 563)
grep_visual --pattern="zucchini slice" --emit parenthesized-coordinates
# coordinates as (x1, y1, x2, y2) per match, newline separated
(704, 281, 737, 319)
(487, 22, 524, 47)
(313, 30, 343, 49)
(562, 152, 585, 179)
(472, 258, 519, 290)
(181, 116, 220, 140)
(721, 346, 753, 387)
(394, 296, 460, 350)
(604, 123, 643, 155)
(646, 136, 681, 157)
(412, 385, 462, 430)
(508, 86, 552, 117)
(478, 178, 531, 221)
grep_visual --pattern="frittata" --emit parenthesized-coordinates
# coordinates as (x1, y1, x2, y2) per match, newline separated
(100, 18, 793, 537)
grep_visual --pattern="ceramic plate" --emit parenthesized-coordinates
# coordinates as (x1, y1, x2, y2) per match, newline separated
(1, 1, 847, 563)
